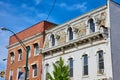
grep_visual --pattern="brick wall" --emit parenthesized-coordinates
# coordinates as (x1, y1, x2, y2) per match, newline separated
(6, 21, 56, 80)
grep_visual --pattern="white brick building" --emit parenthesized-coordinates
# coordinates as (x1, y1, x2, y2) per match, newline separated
(42, 0, 120, 80)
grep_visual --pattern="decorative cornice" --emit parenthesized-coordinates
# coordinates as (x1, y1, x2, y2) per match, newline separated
(7, 32, 44, 49)
(42, 31, 107, 53)
(45, 6, 107, 33)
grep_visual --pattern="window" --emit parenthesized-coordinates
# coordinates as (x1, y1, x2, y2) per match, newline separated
(26, 46, 31, 58)
(98, 50, 104, 74)
(45, 64, 49, 80)
(83, 54, 88, 75)
(51, 34, 55, 46)
(17, 67, 21, 79)
(88, 19, 95, 32)
(69, 58, 73, 77)
(18, 49, 22, 61)
(34, 43, 39, 55)
(32, 64, 38, 77)
(68, 27, 73, 40)
(10, 52, 14, 64)
(9, 70, 13, 80)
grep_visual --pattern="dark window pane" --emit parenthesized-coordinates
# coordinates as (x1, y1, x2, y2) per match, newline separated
(34, 68, 37, 76)
(68, 27, 73, 40)
(89, 19, 95, 32)
(83, 55, 88, 75)
(34, 43, 39, 55)
(51, 34, 55, 46)
(32, 64, 37, 77)
(10, 76, 13, 80)
(98, 51, 104, 74)
(69, 58, 73, 77)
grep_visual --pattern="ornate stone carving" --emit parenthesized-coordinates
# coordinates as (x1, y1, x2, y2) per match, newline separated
(73, 21, 86, 37)
(95, 12, 107, 30)
(56, 29, 66, 44)
(73, 28, 79, 33)
(44, 36, 49, 48)
(55, 34, 60, 40)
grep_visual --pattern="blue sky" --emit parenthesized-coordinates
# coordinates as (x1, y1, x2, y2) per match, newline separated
(0, 0, 120, 79)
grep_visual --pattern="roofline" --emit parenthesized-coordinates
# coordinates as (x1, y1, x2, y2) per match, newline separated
(46, 5, 107, 33)
(10, 20, 57, 38)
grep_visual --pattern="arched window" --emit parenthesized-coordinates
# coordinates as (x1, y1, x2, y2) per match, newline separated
(10, 52, 14, 64)
(69, 58, 73, 77)
(18, 49, 22, 61)
(67, 27, 73, 40)
(32, 64, 38, 77)
(33, 43, 39, 55)
(88, 19, 95, 32)
(83, 54, 88, 75)
(97, 50, 104, 74)
(51, 34, 55, 46)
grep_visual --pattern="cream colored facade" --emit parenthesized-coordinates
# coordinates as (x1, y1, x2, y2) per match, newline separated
(42, 0, 120, 80)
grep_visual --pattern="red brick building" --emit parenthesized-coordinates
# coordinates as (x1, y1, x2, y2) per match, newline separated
(5, 21, 56, 80)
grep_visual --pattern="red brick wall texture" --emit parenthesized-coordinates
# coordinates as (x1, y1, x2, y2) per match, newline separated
(6, 21, 56, 80)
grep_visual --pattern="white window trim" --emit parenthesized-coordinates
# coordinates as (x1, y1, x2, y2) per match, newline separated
(32, 64, 38, 78)
(96, 50, 105, 75)
(16, 67, 21, 80)
(9, 69, 13, 80)
(18, 50, 22, 61)
(34, 43, 39, 56)
(10, 52, 15, 64)
(82, 54, 89, 76)
(66, 27, 74, 42)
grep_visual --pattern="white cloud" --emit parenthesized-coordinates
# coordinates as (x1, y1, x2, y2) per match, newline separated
(21, 3, 35, 11)
(34, 0, 41, 5)
(58, 2, 87, 12)
(0, 1, 11, 7)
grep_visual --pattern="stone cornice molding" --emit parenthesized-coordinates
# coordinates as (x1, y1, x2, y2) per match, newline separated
(7, 32, 44, 49)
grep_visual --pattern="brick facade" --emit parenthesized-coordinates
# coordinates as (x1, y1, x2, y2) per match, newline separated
(6, 21, 56, 80)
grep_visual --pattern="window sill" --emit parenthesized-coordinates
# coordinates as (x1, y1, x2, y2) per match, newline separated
(97, 73, 105, 76)
(34, 54, 39, 56)
(18, 60, 22, 61)
(82, 75, 89, 78)
(32, 76, 37, 78)
(70, 77, 73, 80)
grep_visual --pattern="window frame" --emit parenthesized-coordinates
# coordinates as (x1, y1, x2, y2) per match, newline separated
(88, 18, 95, 33)
(9, 69, 13, 80)
(51, 34, 55, 46)
(17, 67, 21, 80)
(67, 27, 73, 41)
(33, 43, 39, 56)
(32, 64, 38, 77)
(10, 52, 14, 64)
(68, 58, 73, 77)
(97, 50, 104, 74)
(18, 49, 22, 61)
(82, 54, 88, 76)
